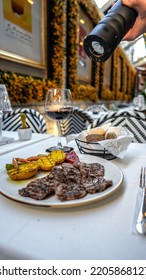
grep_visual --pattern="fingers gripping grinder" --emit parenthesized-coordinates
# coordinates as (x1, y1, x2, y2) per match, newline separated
(83, 0, 137, 62)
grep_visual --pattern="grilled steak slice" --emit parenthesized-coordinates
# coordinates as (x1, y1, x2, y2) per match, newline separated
(19, 175, 55, 200)
(88, 163, 104, 177)
(47, 166, 64, 180)
(55, 181, 86, 201)
(18, 162, 112, 202)
(74, 162, 104, 179)
(84, 177, 113, 194)
(61, 163, 81, 182)
(74, 162, 112, 194)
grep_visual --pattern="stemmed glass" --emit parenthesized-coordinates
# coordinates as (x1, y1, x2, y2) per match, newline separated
(0, 91, 4, 139)
(0, 84, 13, 144)
(45, 88, 73, 152)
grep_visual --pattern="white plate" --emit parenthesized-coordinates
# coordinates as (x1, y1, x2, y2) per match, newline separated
(0, 155, 123, 208)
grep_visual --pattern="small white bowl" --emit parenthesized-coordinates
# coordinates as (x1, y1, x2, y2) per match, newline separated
(18, 127, 32, 141)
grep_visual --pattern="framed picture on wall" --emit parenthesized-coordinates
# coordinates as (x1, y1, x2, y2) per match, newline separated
(77, 6, 93, 83)
(0, 0, 46, 69)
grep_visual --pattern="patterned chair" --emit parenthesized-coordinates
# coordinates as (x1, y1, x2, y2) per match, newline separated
(2, 108, 47, 134)
(92, 110, 146, 143)
(60, 107, 93, 136)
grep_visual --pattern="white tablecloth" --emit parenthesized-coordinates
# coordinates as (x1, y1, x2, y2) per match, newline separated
(0, 134, 146, 260)
(0, 131, 53, 156)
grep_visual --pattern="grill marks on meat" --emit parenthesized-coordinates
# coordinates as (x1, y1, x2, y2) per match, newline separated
(19, 162, 113, 201)
(74, 162, 104, 178)
(18, 175, 55, 200)
(54, 163, 86, 201)
(55, 182, 86, 201)
(18, 167, 63, 200)
(84, 177, 113, 194)
(72, 162, 112, 194)
(61, 163, 81, 183)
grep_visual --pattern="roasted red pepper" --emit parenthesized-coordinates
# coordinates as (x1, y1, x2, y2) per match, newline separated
(65, 151, 80, 164)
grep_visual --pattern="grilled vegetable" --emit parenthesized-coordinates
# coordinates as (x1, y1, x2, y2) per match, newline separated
(49, 150, 66, 164)
(7, 163, 38, 181)
(36, 156, 55, 171)
(65, 151, 79, 164)
(5, 150, 67, 180)
(6, 163, 14, 171)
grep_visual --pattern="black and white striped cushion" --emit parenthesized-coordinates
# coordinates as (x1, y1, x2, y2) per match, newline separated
(2, 108, 47, 134)
(92, 110, 146, 143)
(60, 107, 93, 136)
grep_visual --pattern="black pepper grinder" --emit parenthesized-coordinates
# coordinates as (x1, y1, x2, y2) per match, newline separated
(83, 0, 138, 62)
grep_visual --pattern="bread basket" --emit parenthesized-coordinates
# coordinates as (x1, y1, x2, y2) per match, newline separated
(75, 124, 134, 160)
(75, 138, 116, 160)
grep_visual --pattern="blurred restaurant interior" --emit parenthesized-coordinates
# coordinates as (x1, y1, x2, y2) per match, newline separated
(0, 0, 146, 132)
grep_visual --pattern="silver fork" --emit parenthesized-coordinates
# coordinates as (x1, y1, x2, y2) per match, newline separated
(136, 167, 146, 235)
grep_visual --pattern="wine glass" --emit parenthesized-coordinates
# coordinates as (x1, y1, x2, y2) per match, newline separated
(45, 88, 73, 152)
(0, 84, 13, 144)
(0, 91, 4, 139)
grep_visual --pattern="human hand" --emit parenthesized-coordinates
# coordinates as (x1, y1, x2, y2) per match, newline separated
(122, 0, 146, 40)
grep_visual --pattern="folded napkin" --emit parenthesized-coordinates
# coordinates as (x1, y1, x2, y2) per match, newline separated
(97, 132, 133, 159)
(0, 136, 15, 146)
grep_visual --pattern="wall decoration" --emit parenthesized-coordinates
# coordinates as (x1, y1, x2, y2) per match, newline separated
(0, 69, 56, 104)
(118, 56, 123, 92)
(3, 0, 32, 33)
(0, 0, 137, 105)
(66, 0, 102, 101)
(0, 0, 46, 69)
(101, 46, 136, 101)
(49, 0, 136, 102)
(77, 6, 93, 83)
(47, 0, 65, 86)
(104, 58, 112, 89)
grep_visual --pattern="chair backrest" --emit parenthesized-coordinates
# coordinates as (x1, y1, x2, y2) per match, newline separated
(2, 108, 47, 134)
(60, 107, 93, 136)
(92, 110, 146, 143)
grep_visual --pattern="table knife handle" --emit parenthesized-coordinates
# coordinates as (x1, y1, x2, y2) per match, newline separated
(136, 190, 146, 234)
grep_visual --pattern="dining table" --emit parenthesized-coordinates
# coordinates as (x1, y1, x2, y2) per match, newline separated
(0, 130, 146, 260)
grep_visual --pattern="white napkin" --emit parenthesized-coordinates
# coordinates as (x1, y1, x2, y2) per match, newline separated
(97, 132, 133, 159)
(0, 136, 15, 146)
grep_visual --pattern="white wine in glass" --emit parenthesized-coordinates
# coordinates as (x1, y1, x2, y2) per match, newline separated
(45, 88, 73, 152)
